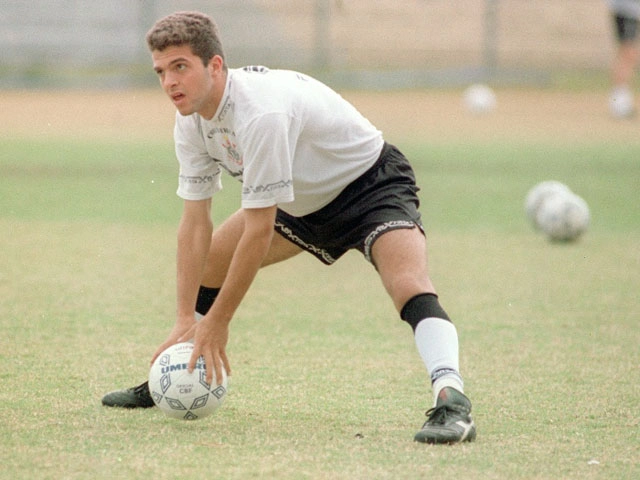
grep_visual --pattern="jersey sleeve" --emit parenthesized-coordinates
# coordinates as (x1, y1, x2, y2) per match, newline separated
(174, 113, 222, 201)
(237, 113, 295, 209)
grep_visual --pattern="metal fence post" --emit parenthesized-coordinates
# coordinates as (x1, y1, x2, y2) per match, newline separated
(483, 0, 499, 74)
(314, 0, 331, 70)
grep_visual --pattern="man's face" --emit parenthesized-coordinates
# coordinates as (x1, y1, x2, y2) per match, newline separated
(152, 44, 220, 119)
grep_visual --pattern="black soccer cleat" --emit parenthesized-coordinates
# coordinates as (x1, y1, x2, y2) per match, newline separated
(101, 381, 155, 409)
(414, 387, 476, 444)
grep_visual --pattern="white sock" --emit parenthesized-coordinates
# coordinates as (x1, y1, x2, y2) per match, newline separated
(414, 317, 464, 406)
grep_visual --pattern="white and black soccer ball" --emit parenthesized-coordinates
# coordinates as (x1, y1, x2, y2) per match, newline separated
(524, 180, 573, 229)
(149, 342, 228, 420)
(535, 192, 590, 242)
(609, 87, 635, 119)
(463, 84, 496, 114)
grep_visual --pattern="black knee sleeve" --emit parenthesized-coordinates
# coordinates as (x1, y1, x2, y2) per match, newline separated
(400, 293, 451, 331)
(195, 286, 220, 315)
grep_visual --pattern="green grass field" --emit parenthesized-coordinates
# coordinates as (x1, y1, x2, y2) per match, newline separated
(1, 102, 639, 479)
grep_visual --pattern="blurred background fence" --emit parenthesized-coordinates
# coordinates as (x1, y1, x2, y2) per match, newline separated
(0, 0, 616, 89)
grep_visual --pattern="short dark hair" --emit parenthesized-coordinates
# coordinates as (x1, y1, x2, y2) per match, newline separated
(146, 11, 226, 68)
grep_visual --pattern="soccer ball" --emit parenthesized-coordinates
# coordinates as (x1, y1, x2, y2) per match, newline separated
(609, 87, 635, 119)
(463, 84, 496, 114)
(149, 342, 228, 420)
(535, 192, 590, 242)
(524, 180, 572, 229)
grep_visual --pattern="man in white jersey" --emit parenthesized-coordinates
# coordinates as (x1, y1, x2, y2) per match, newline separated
(608, 0, 640, 118)
(102, 11, 476, 444)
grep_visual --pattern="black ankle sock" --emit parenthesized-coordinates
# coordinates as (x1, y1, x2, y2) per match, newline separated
(195, 286, 220, 315)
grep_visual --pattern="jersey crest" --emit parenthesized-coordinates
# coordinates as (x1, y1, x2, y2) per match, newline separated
(221, 134, 242, 166)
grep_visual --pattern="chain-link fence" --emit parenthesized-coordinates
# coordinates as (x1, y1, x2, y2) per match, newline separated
(0, 0, 616, 89)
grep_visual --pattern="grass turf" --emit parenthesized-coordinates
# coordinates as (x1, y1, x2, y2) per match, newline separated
(0, 135, 638, 479)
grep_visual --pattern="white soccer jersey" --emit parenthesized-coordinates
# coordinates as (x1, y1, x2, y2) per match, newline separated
(174, 67, 384, 217)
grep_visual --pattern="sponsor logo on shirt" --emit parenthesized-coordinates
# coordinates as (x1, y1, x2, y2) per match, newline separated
(242, 179, 292, 195)
(179, 174, 216, 184)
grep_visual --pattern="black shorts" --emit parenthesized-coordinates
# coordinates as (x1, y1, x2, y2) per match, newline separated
(274, 142, 423, 265)
(614, 14, 639, 43)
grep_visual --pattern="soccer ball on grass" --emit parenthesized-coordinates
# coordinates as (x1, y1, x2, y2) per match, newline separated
(463, 84, 496, 114)
(524, 180, 573, 229)
(535, 191, 590, 242)
(149, 342, 228, 420)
